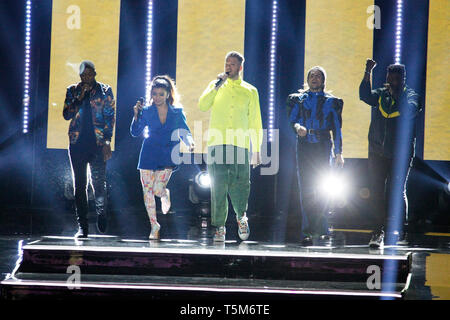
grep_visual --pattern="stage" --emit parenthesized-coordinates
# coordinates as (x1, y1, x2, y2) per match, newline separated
(0, 0, 449, 307)
(1, 232, 449, 301)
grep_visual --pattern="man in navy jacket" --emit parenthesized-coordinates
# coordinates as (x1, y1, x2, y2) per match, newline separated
(360, 59, 421, 248)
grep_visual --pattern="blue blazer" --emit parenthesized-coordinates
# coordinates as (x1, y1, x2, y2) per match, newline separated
(130, 104, 193, 170)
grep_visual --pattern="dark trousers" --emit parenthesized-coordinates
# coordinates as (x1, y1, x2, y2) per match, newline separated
(296, 137, 332, 238)
(368, 152, 412, 234)
(69, 145, 107, 229)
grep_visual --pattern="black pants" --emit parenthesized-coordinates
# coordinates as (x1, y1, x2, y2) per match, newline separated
(368, 152, 412, 234)
(296, 137, 333, 238)
(69, 145, 107, 229)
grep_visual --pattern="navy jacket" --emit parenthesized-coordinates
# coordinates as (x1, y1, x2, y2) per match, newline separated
(130, 105, 193, 170)
(359, 80, 421, 158)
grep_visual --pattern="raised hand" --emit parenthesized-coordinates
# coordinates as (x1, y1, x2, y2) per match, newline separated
(365, 59, 377, 73)
(133, 99, 143, 119)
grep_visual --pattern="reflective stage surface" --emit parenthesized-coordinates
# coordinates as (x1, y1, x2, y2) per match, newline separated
(1, 232, 449, 300)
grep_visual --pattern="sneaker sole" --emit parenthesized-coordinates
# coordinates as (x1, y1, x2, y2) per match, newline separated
(369, 242, 383, 248)
(238, 232, 249, 241)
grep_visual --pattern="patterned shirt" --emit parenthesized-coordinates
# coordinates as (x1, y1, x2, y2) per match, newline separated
(63, 81, 116, 146)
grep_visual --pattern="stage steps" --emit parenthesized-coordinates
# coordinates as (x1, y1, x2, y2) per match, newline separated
(1, 236, 412, 300)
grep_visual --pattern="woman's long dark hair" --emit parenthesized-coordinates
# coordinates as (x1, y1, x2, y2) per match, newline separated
(149, 75, 181, 107)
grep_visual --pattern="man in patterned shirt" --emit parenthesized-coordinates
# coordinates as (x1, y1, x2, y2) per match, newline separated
(63, 60, 115, 238)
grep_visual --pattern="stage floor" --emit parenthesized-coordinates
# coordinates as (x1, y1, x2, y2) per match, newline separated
(1, 233, 450, 300)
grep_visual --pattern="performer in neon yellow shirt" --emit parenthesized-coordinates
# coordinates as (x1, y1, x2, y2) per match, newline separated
(198, 51, 263, 242)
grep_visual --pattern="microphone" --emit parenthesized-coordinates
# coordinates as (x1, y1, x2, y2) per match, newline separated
(215, 72, 230, 88)
(75, 82, 91, 101)
(136, 97, 145, 117)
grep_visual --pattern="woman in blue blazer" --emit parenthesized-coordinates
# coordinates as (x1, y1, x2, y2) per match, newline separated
(131, 75, 194, 239)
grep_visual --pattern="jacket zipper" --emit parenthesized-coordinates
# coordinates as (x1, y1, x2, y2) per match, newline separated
(381, 95, 392, 152)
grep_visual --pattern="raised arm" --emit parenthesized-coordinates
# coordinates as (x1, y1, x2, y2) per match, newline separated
(130, 100, 147, 137)
(359, 59, 379, 107)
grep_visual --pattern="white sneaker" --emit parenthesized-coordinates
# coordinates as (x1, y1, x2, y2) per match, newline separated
(237, 215, 250, 241)
(369, 231, 384, 249)
(161, 189, 171, 214)
(149, 223, 160, 240)
(213, 226, 226, 242)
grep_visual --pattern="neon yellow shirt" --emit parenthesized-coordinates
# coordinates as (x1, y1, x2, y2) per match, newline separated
(198, 77, 263, 152)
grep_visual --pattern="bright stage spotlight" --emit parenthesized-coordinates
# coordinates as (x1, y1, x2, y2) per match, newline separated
(195, 171, 211, 189)
(318, 172, 348, 200)
(189, 170, 212, 242)
(190, 171, 211, 203)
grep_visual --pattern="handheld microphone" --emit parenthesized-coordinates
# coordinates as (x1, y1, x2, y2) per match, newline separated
(136, 97, 145, 117)
(215, 72, 230, 88)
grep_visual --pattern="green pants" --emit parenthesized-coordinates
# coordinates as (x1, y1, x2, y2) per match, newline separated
(207, 145, 250, 227)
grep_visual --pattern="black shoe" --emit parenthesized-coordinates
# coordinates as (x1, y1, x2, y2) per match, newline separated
(75, 208, 89, 238)
(97, 213, 108, 234)
(318, 234, 333, 246)
(74, 226, 88, 239)
(301, 236, 313, 246)
(369, 231, 384, 248)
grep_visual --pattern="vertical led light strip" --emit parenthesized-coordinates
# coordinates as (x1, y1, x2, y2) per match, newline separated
(144, 0, 153, 138)
(23, 0, 32, 134)
(145, 0, 153, 104)
(268, 0, 278, 143)
(394, 0, 403, 64)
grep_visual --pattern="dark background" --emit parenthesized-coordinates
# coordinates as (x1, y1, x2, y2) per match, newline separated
(0, 0, 448, 241)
